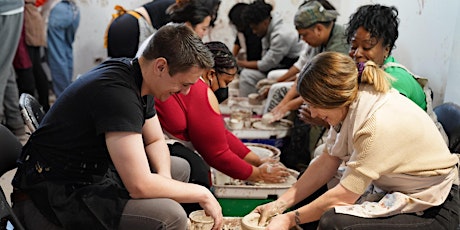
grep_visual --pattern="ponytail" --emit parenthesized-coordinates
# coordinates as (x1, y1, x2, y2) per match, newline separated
(359, 61, 394, 93)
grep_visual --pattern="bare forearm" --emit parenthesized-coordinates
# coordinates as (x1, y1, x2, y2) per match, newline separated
(278, 152, 341, 208)
(277, 66, 299, 82)
(283, 84, 300, 103)
(291, 184, 360, 226)
(237, 60, 258, 70)
(131, 173, 211, 202)
(290, 193, 336, 225)
(162, 179, 213, 203)
(285, 96, 304, 111)
(145, 139, 171, 177)
(244, 151, 263, 166)
(232, 44, 241, 57)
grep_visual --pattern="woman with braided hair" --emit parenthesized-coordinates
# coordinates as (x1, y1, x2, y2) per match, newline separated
(249, 51, 459, 230)
(155, 41, 290, 184)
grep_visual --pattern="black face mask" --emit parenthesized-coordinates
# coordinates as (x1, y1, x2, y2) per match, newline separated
(214, 87, 228, 103)
(210, 74, 229, 103)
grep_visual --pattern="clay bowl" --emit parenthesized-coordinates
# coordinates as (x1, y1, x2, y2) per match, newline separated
(189, 210, 214, 230)
(241, 212, 266, 230)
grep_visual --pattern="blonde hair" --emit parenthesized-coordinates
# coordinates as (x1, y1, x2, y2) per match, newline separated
(297, 52, 394, 109)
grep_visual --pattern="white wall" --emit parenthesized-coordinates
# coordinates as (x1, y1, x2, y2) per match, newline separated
(445, 7, 460, 104)
(72, 0, 460, 105)
(72, 0, 149, 77)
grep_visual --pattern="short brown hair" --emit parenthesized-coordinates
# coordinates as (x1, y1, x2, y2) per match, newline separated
(141, 23, 214, 75)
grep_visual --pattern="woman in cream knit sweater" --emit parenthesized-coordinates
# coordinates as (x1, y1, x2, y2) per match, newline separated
(250, 51, 459, 230)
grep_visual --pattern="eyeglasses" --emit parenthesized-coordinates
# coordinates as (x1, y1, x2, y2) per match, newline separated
(217, 70, 237, 77)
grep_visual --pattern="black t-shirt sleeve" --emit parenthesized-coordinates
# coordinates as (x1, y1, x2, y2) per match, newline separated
(143, 94, 157, 118)
(90, 82, 147, 135)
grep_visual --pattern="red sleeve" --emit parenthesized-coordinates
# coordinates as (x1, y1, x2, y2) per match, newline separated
(185, 82, 253, 180)
(226, 129, 251, 159)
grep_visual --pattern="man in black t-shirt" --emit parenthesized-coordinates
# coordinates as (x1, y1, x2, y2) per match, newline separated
(12, 24, 223, 230)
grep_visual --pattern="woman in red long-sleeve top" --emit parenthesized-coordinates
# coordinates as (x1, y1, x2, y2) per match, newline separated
(155, 41, 289, 182)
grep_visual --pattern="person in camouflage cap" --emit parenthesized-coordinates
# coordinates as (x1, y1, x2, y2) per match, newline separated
(294, 0, 339, 29)
(261, 0, 348, 122)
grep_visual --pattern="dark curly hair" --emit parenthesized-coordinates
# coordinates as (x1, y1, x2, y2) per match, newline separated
(345, 4, 399, 54)
(242, 0, 273, 26)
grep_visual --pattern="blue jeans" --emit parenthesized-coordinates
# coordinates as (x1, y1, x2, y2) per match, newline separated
(47, 1, 80, 98)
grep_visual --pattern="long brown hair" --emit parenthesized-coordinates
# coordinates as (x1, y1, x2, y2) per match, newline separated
(297, 52, 393, 108)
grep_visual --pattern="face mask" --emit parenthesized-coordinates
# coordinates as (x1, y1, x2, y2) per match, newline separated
(210, 74, 229, 103)
(214, 87, 228, 103)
